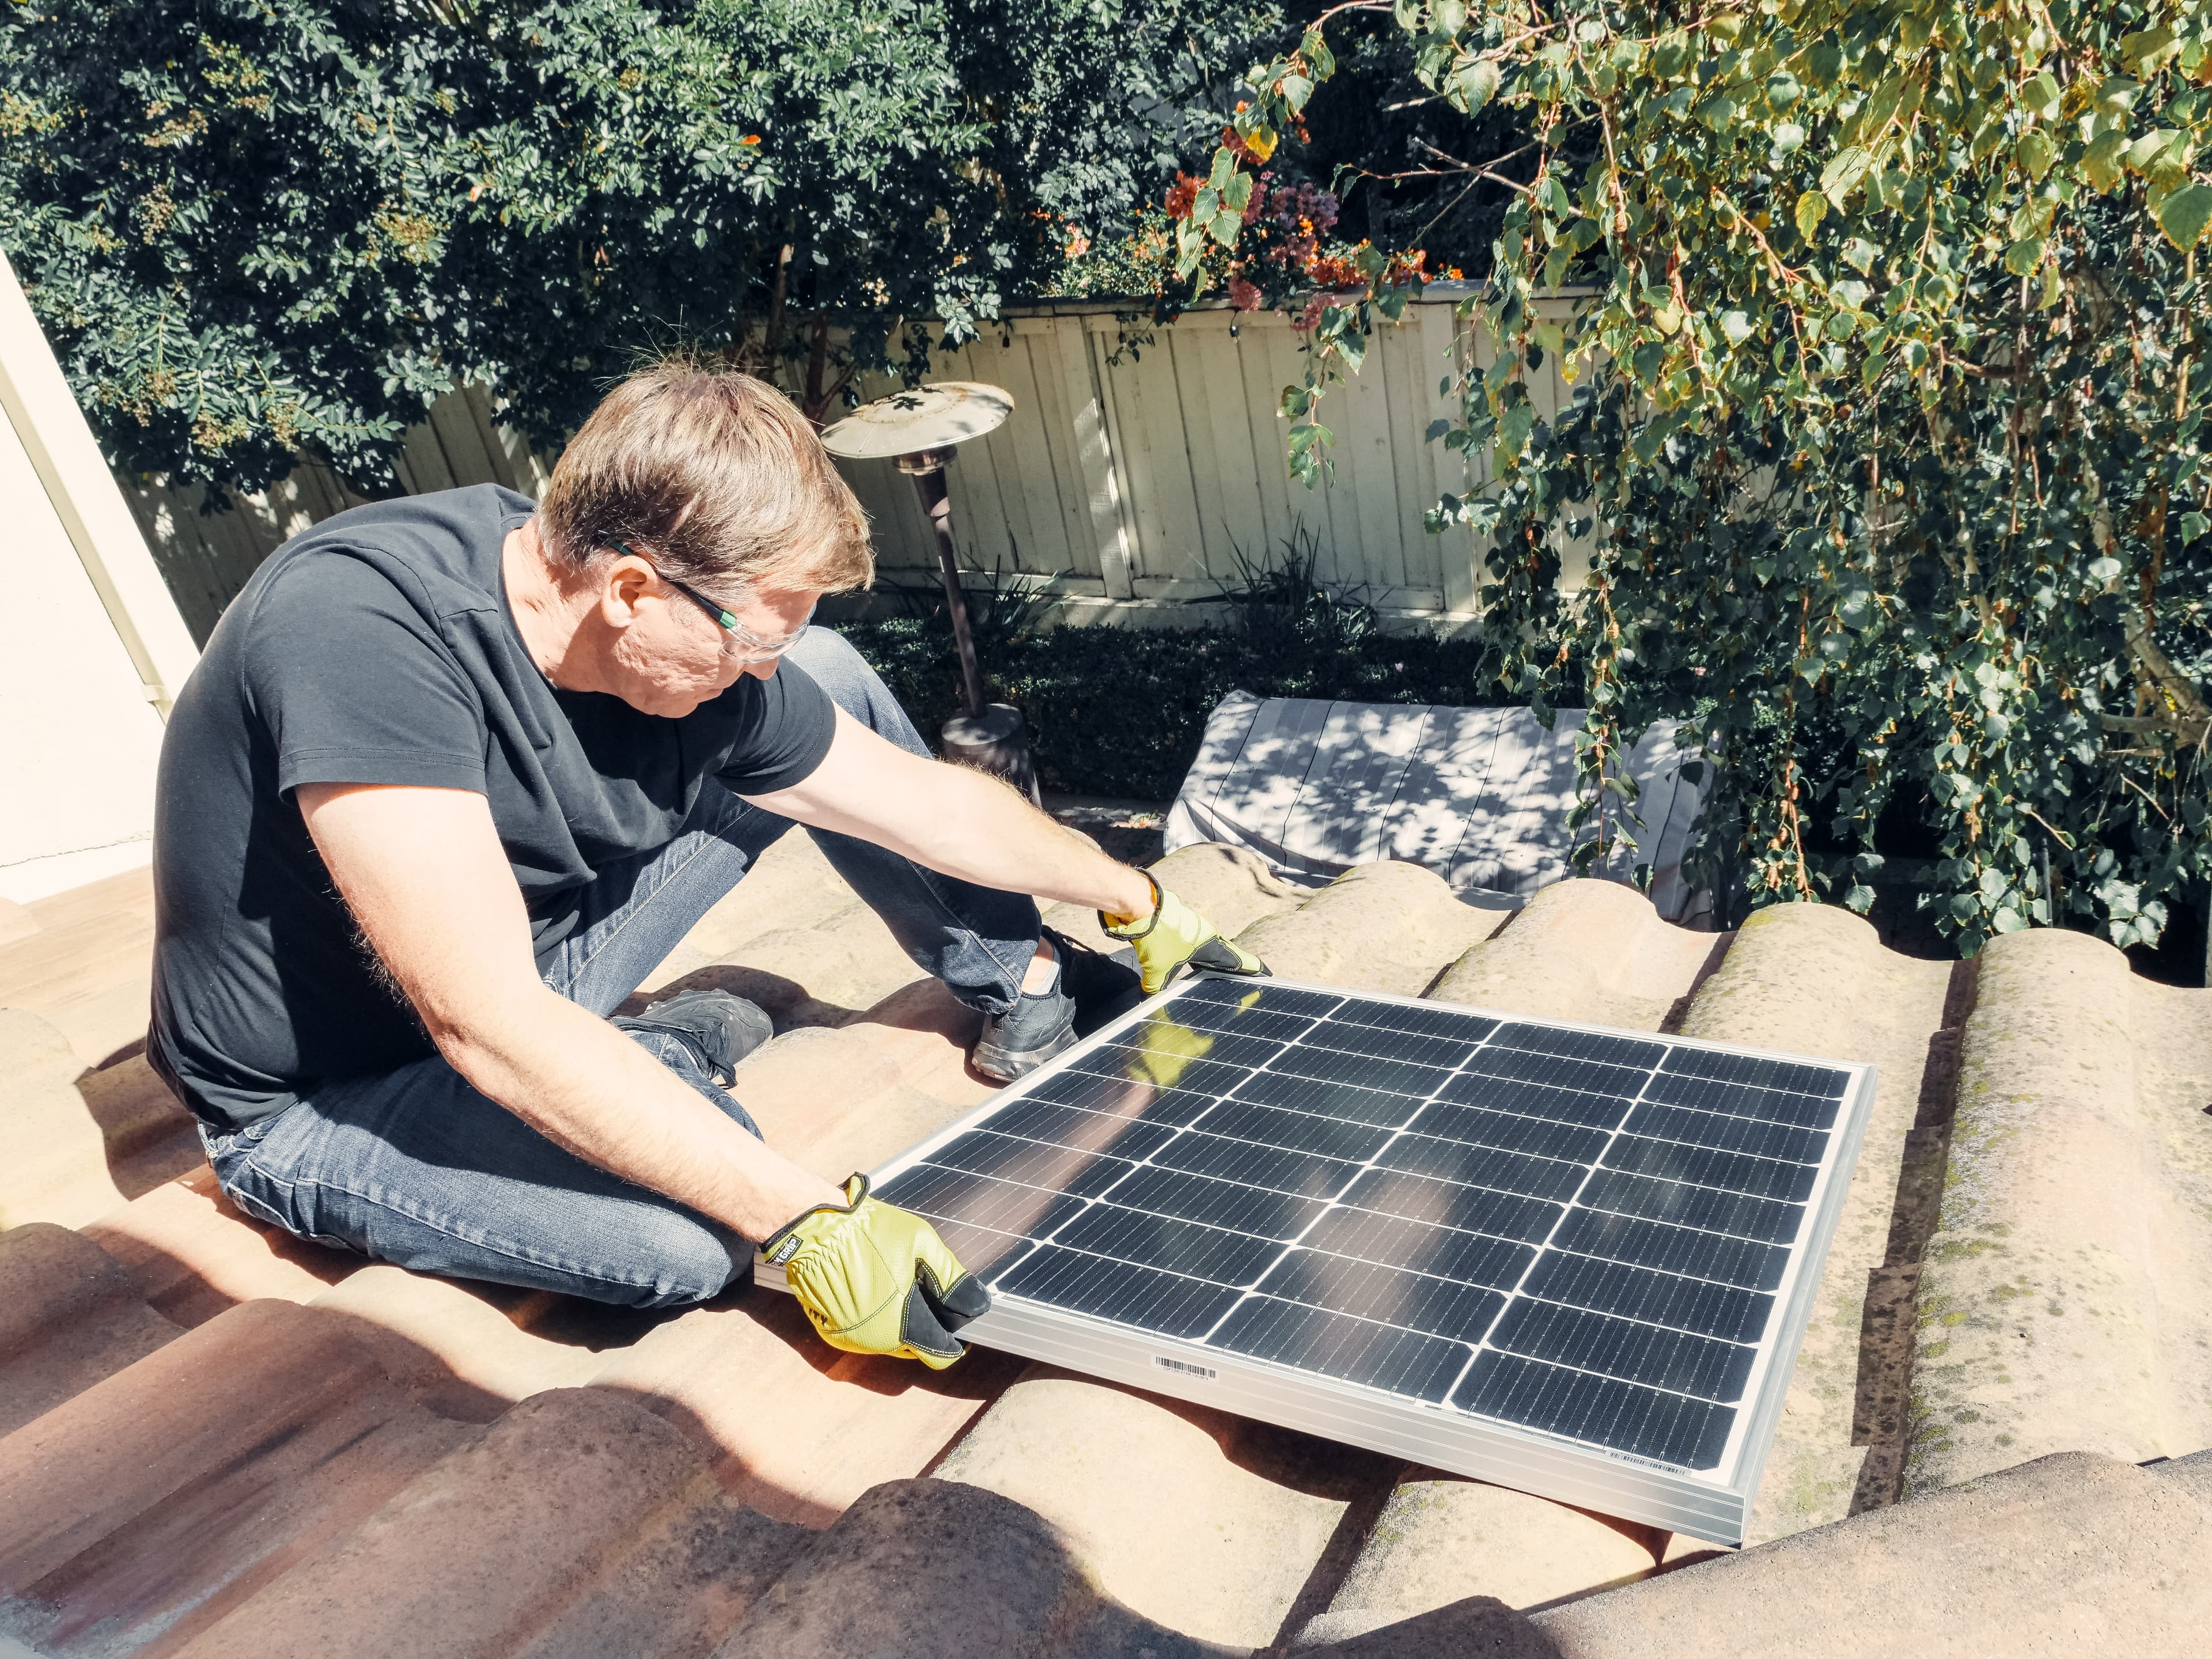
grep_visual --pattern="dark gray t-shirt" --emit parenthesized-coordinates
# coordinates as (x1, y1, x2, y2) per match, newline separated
(150, 484, 837, 1130)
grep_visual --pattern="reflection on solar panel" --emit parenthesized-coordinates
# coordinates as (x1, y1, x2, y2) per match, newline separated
(759, 976, 1877, 1544)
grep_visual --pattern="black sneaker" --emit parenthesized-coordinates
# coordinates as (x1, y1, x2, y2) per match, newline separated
(614, 989, 774, 1086)
(971, 961, 1077, 1085)
(971, 927, 1145, 1083)
(1048, 927, 1145, 1036)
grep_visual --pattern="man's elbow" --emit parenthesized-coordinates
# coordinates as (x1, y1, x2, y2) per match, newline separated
(411, 982, 551, 1090)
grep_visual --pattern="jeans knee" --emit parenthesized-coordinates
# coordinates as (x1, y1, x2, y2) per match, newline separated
(786, 621, 865, 679)
(785, 627, 927, 753)
(624, 1207, 750, 1308)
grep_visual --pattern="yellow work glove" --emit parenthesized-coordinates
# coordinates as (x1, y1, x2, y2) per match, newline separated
(1101, 872, 1269, 995)
(762, 1175, 990, 1369)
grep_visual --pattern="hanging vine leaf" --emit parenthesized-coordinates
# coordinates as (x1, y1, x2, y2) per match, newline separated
(2157, 181, 2212, 251)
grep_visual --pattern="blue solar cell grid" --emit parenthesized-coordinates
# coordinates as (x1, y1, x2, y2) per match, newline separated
(874, 978, 1855, 1473)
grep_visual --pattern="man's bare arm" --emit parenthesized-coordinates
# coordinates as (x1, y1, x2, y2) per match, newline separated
(296, 782, 843, 1238)
(745, 709, 1157, 919)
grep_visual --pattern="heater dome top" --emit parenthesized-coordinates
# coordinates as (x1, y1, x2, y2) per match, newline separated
(817, 381, 1014, 460)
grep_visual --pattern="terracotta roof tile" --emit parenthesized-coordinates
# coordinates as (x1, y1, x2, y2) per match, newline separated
(78, 1166, 358, 1327)
(2, 1298, 472, 1653)
(0, 1222, 180, 1437)
(714, 1478, 1105, 1659)
(1430, 874, 1720, 1029)
(1297, 1469, 1671, 1647)
(1233, 859, 1508, 997)
(1909, 928, 2212, 1493)
(587, 1293, 1018, 1528)
(932, 1366, 1398, 1649)
(0, 868, 157, 1069)
(173, 1388, 802, 1659)
(305, 1264, 616, 1419)
(1528, 1450, 2212, 1658)
(0, 1008, 163, 1232)
(1671, 904, 1959, 1541)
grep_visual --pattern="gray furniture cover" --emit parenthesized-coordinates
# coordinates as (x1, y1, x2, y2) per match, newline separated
(1163, 691, 1712, 923)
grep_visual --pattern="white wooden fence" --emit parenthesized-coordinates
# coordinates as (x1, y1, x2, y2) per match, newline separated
(121, 287, 1585, 643)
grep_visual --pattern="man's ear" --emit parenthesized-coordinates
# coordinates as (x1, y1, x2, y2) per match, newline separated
(599, 554, 656, 628)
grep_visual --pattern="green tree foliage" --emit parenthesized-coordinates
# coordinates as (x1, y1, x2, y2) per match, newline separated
(1178, 0, 2212, 953)
(0, 0, 1264, 494)
(0, 1, 469, 493)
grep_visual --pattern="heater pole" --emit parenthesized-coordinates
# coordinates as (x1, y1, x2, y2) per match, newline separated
(902, 453, 987, 718)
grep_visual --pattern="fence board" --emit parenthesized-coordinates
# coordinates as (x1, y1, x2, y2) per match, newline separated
(1233, 318, 1298, 563)
(393, 414, 459, 495)
(426, 389, 501, 495)
(1055, 317, 1132, 595)
(1333, 325, 1403, 592)
(1197, 321, 1272, 576)
(1418, 303, 1482, 616)
(937, 339, 1020, 574)
(1384, 316, 1444, 600)
(986, 327, 1066, 574)
(1014, 323, 1097, 578)
(1104, 322, 1203, 586)
(1181, 319, 1264, 578)
(991, 328, 1070, 574)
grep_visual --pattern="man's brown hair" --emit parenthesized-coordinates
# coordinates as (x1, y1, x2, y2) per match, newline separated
(536, 363, 873, 596)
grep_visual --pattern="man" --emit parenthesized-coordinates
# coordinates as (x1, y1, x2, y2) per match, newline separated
(149, 364, 1262, 1368)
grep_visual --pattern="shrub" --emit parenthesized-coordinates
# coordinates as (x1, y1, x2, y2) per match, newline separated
(843, 551, 1509, 797)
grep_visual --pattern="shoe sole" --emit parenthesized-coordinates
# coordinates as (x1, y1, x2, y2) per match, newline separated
(971, 1020, 1079, 1084)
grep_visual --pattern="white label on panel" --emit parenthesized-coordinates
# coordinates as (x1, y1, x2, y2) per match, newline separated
(1156, 1355, 1218, 1381)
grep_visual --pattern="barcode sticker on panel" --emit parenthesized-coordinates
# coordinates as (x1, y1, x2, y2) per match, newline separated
(1156, 1355, 1217, 1380)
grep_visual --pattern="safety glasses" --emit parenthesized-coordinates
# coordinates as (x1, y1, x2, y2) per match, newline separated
(609, 539, 813, 664)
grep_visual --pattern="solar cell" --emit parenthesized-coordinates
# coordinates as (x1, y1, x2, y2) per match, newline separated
(1230, 1069, 1428, 1127)
(1255, 1249, 1508, 1343)
(775, 975, 1876, 1545)
(1215, 1299, 1472, 1399)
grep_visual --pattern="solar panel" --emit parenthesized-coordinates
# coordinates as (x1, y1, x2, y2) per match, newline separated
(759, 975, 1877, 1544)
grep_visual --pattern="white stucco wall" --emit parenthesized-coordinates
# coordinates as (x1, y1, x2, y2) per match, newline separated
(0, 250, 199, 902)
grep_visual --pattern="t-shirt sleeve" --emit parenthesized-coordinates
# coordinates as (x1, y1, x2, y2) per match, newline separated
(717, 658, 838, 795)
(242, 552, 488, 798)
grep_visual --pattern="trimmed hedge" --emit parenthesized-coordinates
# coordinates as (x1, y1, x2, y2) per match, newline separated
(840, 608, 1513, 800)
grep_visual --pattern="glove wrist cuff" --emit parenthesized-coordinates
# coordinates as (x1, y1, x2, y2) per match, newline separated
(1100, 872, 1164, 940)
(763, 1172, 868, 1264)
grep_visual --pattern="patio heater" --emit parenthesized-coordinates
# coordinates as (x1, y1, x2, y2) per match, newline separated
(819, 382, 1041, 805)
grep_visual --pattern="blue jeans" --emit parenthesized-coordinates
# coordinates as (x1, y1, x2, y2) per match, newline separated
(204, 629, 1040, 1308)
